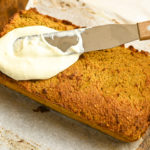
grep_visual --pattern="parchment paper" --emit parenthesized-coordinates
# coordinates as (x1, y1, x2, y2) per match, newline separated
(26, 0, 150, 52)
(0, 0, 150, 149)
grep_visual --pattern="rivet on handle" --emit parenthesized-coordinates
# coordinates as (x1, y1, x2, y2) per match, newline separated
(148, 25, 150, 31)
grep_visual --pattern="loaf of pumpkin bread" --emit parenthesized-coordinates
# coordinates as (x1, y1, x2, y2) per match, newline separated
(0, 8, 150, 142)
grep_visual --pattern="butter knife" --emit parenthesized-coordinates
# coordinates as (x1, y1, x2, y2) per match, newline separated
(15, 21, 150, 52)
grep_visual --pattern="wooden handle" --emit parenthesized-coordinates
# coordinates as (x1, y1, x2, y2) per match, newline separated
(138, 21, 150, 40)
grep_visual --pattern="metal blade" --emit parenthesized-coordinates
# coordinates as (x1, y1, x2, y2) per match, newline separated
(14, 24, 140, 53)
(44, 35, 79, 52)
(81, 24, 139, 52)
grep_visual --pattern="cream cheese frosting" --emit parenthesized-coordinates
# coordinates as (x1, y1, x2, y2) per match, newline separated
(0, 26, 84, 80)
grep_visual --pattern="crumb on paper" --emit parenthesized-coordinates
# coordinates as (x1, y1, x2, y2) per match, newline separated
(112, 19, 120, 24)
(82, 3, 86, 7)
(33, 105, 50, 113)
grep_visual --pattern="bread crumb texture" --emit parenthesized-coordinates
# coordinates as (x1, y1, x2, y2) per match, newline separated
(0, 9, 150, 142)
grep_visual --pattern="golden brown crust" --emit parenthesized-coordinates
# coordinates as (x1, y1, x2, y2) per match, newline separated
(0, 8, 79, 37)
(0, 8, 150, 142)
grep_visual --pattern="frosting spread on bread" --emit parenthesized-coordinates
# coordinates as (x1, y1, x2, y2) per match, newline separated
(0, 26, 84, 80)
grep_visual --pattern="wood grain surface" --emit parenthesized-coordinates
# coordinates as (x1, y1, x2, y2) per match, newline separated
(0, 0, 150, 149)
(0, 0, 28, 31)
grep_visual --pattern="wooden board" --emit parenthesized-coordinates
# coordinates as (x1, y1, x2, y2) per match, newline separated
(0, 0, 28, 31)
(0, 0, 150, 149)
